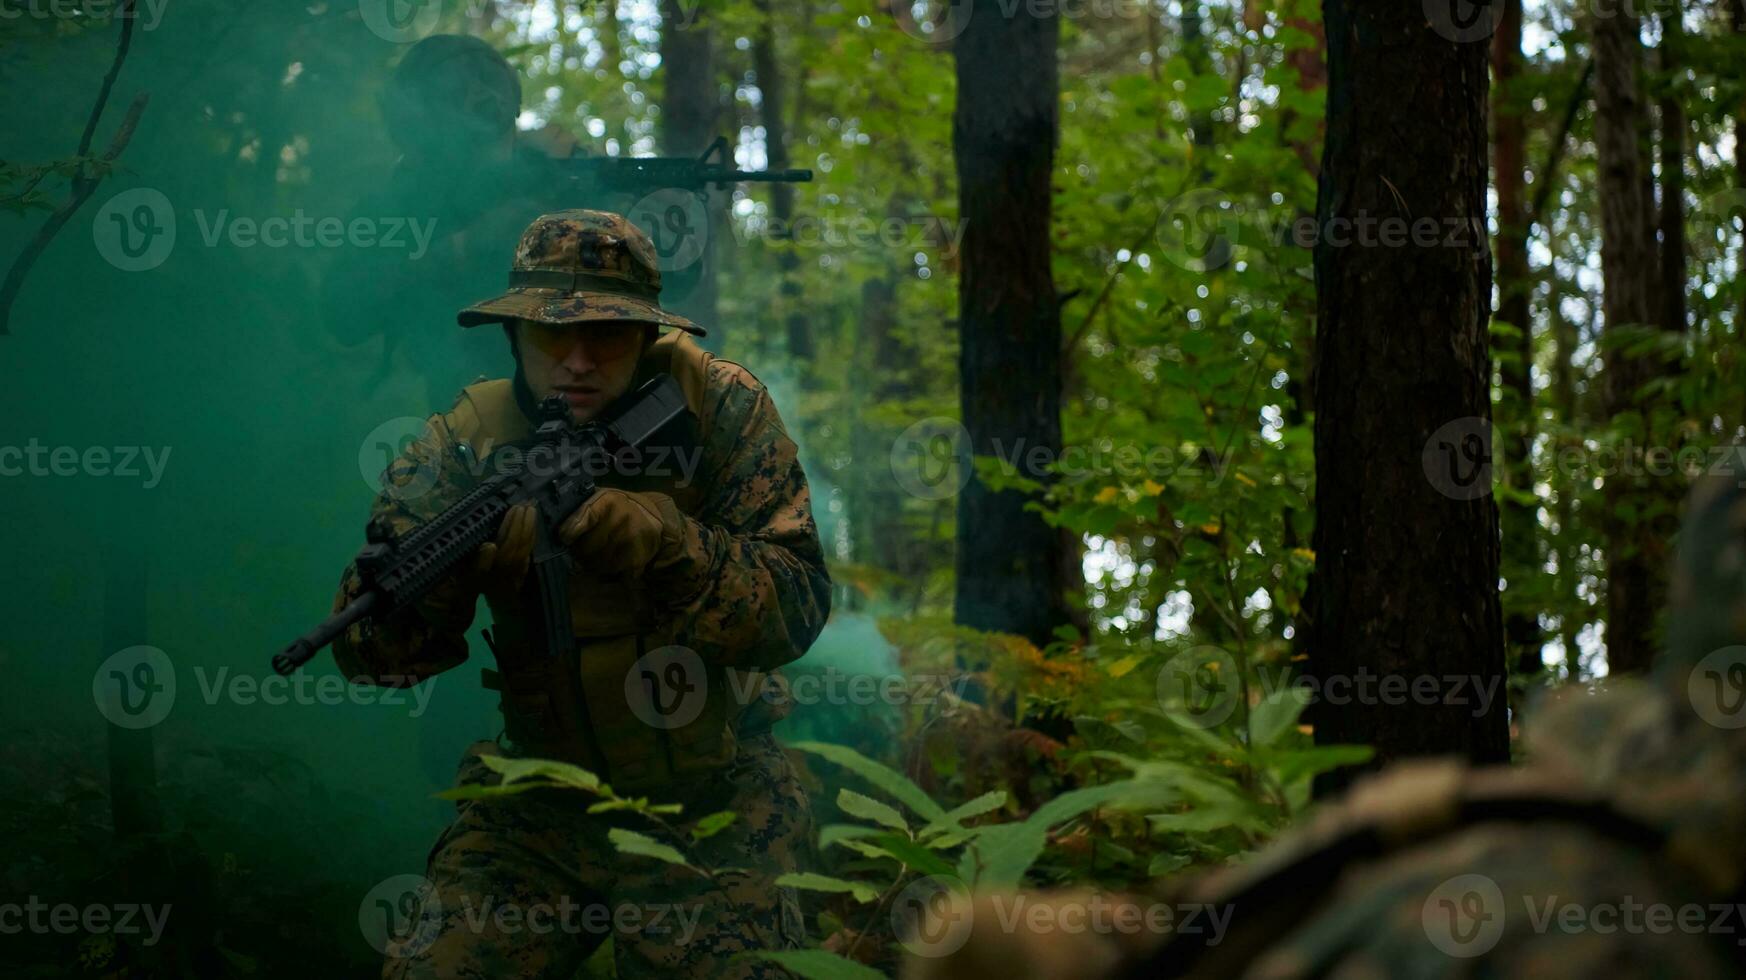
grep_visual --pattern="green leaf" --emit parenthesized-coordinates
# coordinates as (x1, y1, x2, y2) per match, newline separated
(478, 755, 606, 794)
(1148, 810, 1241, 834)
(919, 790, 1008, 838)
(690, 810, 737, 842)
(736, 950, 889, 980)
(969, 780, 1178, 889)
(1147, 852, 1192, 877)
(818, 823, 883, 850)
(789, 741, 947, 822)
(607, 828, 696, 872)
(1248, 686, 1311, 747)
(775, 872, 880, 904)
(433, 781, 547, 802)
(837, 788, 909, 833)
(866, 832, 959, 877)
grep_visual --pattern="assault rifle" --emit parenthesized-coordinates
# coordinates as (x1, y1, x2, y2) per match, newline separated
(271, 375, 688, 676)
(561, 135, 813, 196)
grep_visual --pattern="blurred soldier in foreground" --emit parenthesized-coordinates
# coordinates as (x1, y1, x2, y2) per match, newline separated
(334, 210, 830, 978)
(908, 467, 1746, 978)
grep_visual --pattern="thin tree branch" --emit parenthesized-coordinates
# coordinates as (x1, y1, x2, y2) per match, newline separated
(0, 0, 147, 336)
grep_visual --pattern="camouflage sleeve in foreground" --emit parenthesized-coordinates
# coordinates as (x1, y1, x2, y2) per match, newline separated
(648, 362, 832, 671)
(330, 412, 481, 687)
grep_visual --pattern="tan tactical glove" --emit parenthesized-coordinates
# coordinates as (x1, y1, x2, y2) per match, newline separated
(557, 488, 688, 580)
(469, 500, 537, 603)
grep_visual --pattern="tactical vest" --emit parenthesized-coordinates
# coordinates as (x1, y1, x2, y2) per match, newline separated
(439, 331, 785, 792)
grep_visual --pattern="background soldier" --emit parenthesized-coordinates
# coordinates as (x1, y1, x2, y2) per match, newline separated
(333, 209, 830, 978)
(318, 34, 574, 404)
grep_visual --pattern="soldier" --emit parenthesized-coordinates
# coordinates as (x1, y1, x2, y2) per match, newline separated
(319, 34, 572, 403)
(906, 464, 1746, 979)
(333, 209, 829, 978)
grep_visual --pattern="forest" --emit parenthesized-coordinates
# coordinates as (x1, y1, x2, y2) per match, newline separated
(2, 0, 1744, 977)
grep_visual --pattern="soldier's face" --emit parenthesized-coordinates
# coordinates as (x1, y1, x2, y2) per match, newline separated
(511, 319, 651, 424)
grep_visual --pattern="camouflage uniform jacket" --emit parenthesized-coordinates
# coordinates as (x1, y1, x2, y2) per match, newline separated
(331, 330, 831, 791)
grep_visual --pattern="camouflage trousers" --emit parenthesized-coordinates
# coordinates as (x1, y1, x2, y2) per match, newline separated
(383, 732, 811, 979)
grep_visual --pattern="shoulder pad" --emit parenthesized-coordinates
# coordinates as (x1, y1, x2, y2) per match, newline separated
(444, 379, 529, 450)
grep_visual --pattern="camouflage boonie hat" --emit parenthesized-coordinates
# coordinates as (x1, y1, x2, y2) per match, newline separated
(457, 209, 705, 336)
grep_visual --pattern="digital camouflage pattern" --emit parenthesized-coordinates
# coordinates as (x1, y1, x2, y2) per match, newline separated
(907, 463, 1746, 980)
(384, 733, 810, 980)
(457, 209, 705, 336)
(331, 244, 829, 975)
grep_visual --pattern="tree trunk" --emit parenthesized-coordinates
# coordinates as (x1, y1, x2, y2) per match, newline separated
(951, 0, 1069, 649)
(1591, 5, 1665, 674)
(1492, 0, 1541, 682)
(1309, 2, 1508, 793)
(1658, 11, 1686, 341)
(659, 0, 721, 338)
(752, 0, 814, 367)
